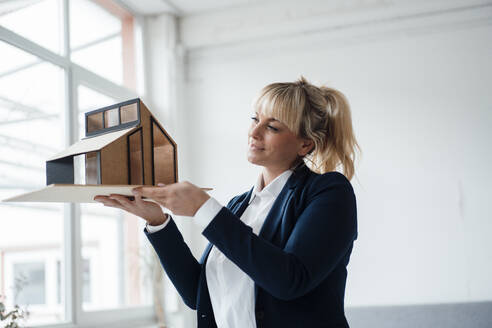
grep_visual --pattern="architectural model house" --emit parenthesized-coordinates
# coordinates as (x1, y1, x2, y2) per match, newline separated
(47, 98, 177, 186)
(3, 98, 179, 203)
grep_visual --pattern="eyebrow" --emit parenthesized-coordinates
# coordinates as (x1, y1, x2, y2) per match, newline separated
(254, 112, 279, 122)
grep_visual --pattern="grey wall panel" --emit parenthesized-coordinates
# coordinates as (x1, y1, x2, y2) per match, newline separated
(346, 302, 492, 328)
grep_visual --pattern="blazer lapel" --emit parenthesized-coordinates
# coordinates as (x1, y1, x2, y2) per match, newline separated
(232, 187, 254, 218)
(201, 187, 254, 263)
(258, 164, 310, 242)
(255, 164, 310, 300)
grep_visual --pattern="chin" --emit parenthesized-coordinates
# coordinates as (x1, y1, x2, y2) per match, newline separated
(247, 153, 264, 166)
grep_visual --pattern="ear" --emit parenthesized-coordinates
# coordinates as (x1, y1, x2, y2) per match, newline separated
(298, 138, 314, 157)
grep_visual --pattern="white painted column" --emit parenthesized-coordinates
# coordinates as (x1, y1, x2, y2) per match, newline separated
(142, 13, 198, 328)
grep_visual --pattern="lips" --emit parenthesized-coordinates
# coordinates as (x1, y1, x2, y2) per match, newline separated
(249, 143, 264, 151)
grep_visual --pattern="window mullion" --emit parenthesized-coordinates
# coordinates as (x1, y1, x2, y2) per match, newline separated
(0, 25, 69, 69)
(64, 59, 84, 326)
(62, 0, 79, 324)
(63, 0, 70, 60)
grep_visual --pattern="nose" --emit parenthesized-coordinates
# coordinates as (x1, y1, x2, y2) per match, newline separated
(249, 122, 263, 140)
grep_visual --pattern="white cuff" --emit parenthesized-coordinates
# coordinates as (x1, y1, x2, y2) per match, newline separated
(193, 197, 223, 231)
(146, 214, 171, 234)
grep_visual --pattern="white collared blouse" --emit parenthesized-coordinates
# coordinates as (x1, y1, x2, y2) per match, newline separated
(147, 169, 293, 328)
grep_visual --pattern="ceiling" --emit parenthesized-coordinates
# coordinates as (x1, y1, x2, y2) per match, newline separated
(118, 0, 269, 16)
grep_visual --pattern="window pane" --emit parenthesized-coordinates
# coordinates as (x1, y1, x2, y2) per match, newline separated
(70, 0, 120, 50)
(78, 85, 116, 113)
(0, 0, 63, 54)
(82, 258, 91, 303)
(120, 103, 138, 123)
(72, 36, 123, 85)
(13, 262, 46, 305)
(0, 40, 65, 325)
(70, 0, 135, 88)
(87, 112, 103, 134)
(104, 108, 119, 128)
(77, 87, 152, 311)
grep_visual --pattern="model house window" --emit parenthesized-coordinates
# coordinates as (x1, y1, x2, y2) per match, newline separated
(128, 129, 144, 184)
(87, 112, 104, 134)
(152, 120, 176, 184)
(85, 151, 100, 184)
(120, 103, 138, 123)
(85, 100, 140, 136)
(104, 108, 119, 128)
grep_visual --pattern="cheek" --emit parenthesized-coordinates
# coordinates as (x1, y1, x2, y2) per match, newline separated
(267, 134, 296, 154)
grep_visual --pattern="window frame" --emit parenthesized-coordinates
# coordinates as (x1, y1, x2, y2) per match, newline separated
(0, 1, 154, 327)
(84, 98, 141, 137)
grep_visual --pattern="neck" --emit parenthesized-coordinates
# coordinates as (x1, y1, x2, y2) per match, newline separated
(261, 159, 303, 188)
(261, 166, 288, 188)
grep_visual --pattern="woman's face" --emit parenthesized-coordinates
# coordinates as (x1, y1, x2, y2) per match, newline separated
(247, 111, 310, 172)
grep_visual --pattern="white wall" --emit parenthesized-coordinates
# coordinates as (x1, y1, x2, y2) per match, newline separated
(146, 0, 492, 326)
(178, 0, 492, 307)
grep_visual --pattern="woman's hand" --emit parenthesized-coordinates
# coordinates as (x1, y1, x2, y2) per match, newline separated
(132, 181, 210, 217)
(94, 193, 168, 226)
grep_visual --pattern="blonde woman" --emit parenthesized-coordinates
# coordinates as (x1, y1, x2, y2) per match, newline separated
(95, 77, 361, 328)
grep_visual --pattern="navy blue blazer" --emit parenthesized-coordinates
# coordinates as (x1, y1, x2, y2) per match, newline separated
(145, 164, 358, 327)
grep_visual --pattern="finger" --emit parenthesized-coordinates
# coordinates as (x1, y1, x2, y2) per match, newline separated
(109, 194, 134, 209)
(94, 195, 109, 202)
(136, 186, 167, 199)
(132, 186, 150, 197)
(133, 192, 145, 207)
(95, 197, 124, 209)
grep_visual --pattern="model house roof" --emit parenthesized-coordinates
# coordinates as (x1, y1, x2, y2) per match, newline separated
(48, 126, 137, 161)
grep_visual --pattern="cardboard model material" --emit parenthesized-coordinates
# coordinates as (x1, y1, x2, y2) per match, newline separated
(2, 184, 212, 203)
(3, 98, 179, 203)
(3, 184, 147, 203)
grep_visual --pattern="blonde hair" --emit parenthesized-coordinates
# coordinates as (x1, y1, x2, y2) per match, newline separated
(253, 76, 361, 181)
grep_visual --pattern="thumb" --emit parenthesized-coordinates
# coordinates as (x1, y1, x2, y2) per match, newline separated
(134, 193, 144, 206)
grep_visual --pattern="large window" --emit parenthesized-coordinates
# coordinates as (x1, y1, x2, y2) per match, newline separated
(0, 0, 63, 54)
(0, 1, 154, 327)
(70, 0, 136, 88)
(0, 40, 65, 326)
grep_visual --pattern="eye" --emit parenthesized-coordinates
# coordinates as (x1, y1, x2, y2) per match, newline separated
(250, 116, 259, 123)
(267, 125, 279, 132)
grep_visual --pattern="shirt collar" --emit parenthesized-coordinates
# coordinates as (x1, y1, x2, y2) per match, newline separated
(249, 169, 293, 204)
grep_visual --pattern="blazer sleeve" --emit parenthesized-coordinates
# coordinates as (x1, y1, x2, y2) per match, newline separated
(144, 196, 243, 309)
(145, 218, 201, 309)
(201, 174, 357, 301)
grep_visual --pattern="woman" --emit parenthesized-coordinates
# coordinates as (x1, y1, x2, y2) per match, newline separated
(95, 76, 361, 328)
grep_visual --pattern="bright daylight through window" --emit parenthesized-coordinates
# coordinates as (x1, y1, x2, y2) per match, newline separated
(0, 0, 154, 327)
(0, 39, 65, 326)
